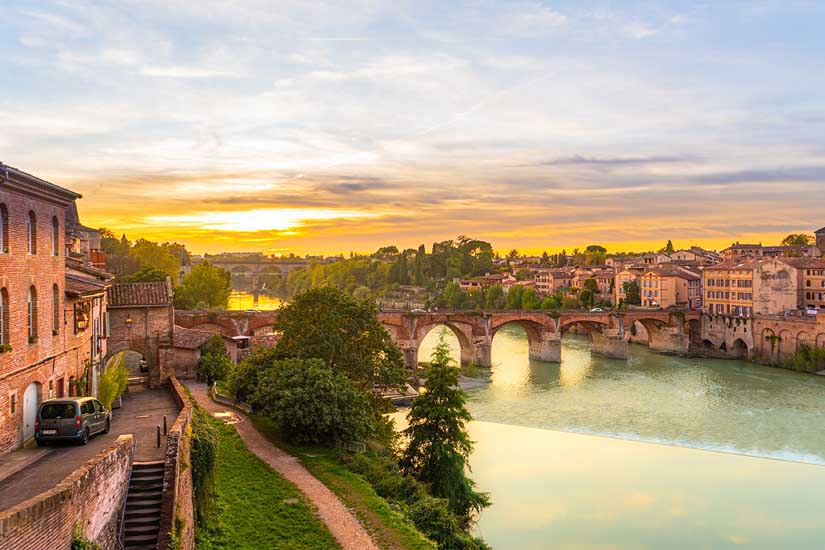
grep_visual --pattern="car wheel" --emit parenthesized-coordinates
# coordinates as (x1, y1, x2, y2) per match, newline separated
(104, 419, 110, 434)
(80, 429, 90, 445)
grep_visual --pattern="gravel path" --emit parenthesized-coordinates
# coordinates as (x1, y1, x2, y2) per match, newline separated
(187, 382, 380, 550)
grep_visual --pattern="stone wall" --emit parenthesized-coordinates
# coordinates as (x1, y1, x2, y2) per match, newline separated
(0, 435, 134, 550)
(157, 376, 194, 550)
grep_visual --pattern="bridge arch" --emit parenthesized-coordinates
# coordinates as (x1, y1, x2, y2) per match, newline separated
(415, 322, 472, 366)
(730, 338, 749, 359)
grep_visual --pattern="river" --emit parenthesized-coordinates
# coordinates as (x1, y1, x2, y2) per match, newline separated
(227, 290, 282, 311)
(414, 326, 825, 549)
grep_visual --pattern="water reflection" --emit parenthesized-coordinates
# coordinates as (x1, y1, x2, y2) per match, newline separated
(227, 291, 282, 311)
(470, 422, 825, 550)
(411, 325, 825, 548)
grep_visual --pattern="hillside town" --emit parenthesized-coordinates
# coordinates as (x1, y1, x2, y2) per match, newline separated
(2, 162, 824, 457)
(1, 163, 825, 550)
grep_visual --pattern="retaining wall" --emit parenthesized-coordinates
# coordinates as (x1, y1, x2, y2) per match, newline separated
(0, 435, 134, 550)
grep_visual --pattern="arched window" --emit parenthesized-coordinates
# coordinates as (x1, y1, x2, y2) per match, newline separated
(0, 288, 8, 346)
(51, 217, 59, 256)
(28, 286, 38, 342)
(27, 211, 37, 255)
(0, 204, 8, 253)
(52, 284, 60, 335)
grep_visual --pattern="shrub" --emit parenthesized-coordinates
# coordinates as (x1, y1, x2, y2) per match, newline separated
(251, 358, 373, 445)
(790, 344, 825, 373)
(98, 353, 128, 410)
(348, 452, 488, 550)
(71, 523, 100, 550)
(190, 406, 218, 527)
(196, 334, 232, 385)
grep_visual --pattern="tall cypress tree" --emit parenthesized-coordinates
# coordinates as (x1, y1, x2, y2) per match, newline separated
(400, 337, 490, 528)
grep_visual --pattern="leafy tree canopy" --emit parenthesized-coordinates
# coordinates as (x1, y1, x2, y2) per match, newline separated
(273, 287, 405, 388)
(176, 261, 231, 310)
(782, 233, 813, 246)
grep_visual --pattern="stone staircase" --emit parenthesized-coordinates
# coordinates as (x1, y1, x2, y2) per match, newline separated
(123, 461, 165, 549)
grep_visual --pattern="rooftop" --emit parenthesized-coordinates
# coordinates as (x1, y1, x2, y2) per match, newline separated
(108, 281, 173, 308)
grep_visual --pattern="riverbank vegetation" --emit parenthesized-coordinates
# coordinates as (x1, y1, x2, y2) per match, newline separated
(788, 344, 825, 373)
(226, 287, 490, 549)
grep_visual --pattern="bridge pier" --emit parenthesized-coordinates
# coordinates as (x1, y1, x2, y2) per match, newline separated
(528, 333, 562, 363)
(590, 331, 628, 359)
(401, 345, 419, 370)
(461, 339, 492, 368)
(648, 326, 690, 356)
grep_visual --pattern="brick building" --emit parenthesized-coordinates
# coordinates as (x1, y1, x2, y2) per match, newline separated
(106, 281, 175, 387)
(779, 258, 825, 311)
(639, 267, 701, 309)
(0, 164, 112, 453)
(703, 258, 797, 317)
(816, 226, 825, 253)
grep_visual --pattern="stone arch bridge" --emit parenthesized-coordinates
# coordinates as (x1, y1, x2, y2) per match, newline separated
(380, 309, 703, 368)
(175, 308, 704, 368)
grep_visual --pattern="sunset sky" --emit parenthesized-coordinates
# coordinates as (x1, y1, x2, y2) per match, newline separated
(2, 1, 824, 255)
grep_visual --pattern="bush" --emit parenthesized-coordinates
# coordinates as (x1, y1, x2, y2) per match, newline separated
(98, 353, 128, 410)
(250, 358, 373, 445)
(348, 452, 488, 550)
(196, 334, 232, 385)
(790, 344, 825, 372)
(190, 406, 218, 528)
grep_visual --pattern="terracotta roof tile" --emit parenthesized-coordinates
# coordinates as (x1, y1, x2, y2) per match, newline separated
(173, 326, 217, 350)
(108, 282, 172, 307)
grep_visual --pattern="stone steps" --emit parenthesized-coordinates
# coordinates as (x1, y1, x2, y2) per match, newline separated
(123, 461, 165, 549)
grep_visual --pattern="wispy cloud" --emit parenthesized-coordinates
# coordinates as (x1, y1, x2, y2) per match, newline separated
(2, 0, 823, 254)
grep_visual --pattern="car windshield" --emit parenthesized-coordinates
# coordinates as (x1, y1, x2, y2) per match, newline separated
(41, 403, 77, 419)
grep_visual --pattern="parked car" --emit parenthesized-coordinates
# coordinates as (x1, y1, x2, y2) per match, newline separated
(35, 397, 111, 446)
(589, 308, 605, 313)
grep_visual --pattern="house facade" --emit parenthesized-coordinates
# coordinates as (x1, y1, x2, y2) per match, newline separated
(0, 164, 112, 453)
(703, 258, 798, 317)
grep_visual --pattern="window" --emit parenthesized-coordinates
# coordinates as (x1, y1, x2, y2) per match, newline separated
(27, 211, 37, 254)
(9, 393, 16, 415)
(68, 377, 75, 397)
(0, 288, 8, 346)
(28, 286, 38, 342)
(51, 217, 59, 256)
(0, 204, 7, 253)
(52, 284, 60, 335)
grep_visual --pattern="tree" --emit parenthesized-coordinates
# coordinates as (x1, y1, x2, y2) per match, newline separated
(659, 240, 675, 255)
(579, 289, 595, 308)
(583, 278, 599, 293)
(123, 266, 168, 283)
(484, 285, 505, 309)
(401, 337, 490, 528)
(623, 280, 641, 305)
(129, 238, 181, 281)
(521, 288, 540, 309)
(98, 353, 128, 410)
(506, 249, 519, 266)
(176, 261, 231, 310)
(443, 281, 467, 310)
(505, 285, 524, 309)
(585, 245, 606, 254)
(196, 334, 232, 385)
(250, 358, 373, 445)
(782, 234, 812, 246)
(274, 287, 405, 388)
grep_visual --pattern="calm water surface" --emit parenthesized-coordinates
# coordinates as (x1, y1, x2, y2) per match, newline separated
(414, 326, 825, 549)
(227, 290, 282, 310)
